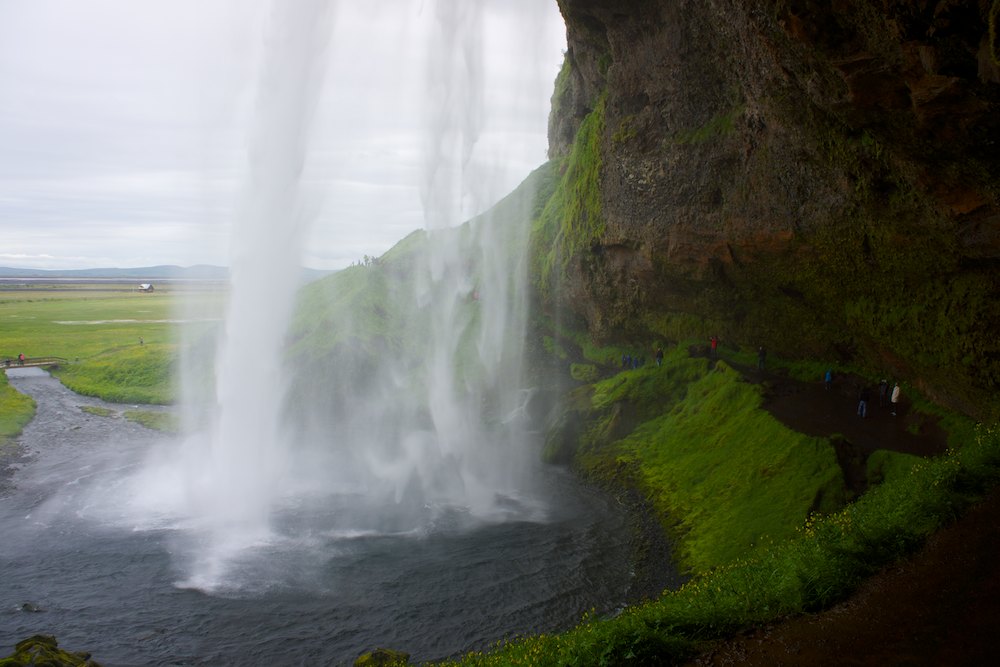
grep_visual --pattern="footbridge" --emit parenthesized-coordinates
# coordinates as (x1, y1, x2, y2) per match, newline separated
(3, 356, 68, 369)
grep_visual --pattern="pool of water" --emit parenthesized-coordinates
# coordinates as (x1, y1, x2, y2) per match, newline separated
(1, 369, 652, 665)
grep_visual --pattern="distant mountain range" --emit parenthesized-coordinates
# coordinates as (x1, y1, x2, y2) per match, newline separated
(0, 265, 331, 281)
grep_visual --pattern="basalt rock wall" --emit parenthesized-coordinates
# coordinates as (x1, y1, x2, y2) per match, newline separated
(542, 0, 1000, 417)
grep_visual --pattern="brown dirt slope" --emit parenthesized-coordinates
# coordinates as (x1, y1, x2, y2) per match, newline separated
(690, 487, 1000, 666)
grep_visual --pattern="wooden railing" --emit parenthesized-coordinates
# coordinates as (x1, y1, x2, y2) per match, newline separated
(2, 356, 69, 369)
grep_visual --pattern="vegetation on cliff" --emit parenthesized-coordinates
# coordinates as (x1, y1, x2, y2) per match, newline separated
(532, 96, 606, 297)
(548, 0, 1000, 422)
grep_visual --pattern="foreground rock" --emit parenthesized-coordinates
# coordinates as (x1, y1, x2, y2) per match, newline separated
(354, 647, 410, 666)
(0, 635, 101, 667)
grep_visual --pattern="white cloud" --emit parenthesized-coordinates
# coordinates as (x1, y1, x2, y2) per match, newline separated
(0, 0, 566, 272)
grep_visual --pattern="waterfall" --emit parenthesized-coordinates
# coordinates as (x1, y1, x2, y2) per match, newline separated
(123, 0, 562, 591)
(144, 0, 336, 589)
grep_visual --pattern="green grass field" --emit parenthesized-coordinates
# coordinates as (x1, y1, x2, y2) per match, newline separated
(0, 285, 208, 358)
(0, 284, 223, 405)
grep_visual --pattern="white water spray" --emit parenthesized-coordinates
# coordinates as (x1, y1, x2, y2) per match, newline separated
(143, 1, 335, 587)
(120, 0, 563, 591)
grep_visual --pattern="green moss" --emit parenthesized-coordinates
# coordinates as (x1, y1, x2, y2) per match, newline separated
(591, 361, 844, 573)
(611, 115, 637, 144)
(549, 54, 573, 126)
(554, 345, 849, 574)
(866, 449, 920, 485)
(674, 105, 743, 144)
(354, 648, 410, 666)
(1, 635, 100, 667)
(597, 51, 613, 77)
(532, 96, 607, 296)
(569, 363, 599, 383)
(541, 334, 568, 361)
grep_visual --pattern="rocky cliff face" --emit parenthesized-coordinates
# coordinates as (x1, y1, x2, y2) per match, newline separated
(541, 0, 1000, 417)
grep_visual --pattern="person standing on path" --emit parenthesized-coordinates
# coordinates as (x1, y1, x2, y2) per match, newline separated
(757, 346, 766, 370)
(858, 386, 871, 418)
(824, 368, 833, 390)
(655, 347, 664, 367)
(891, 382, 901, 416)
(710, 336, 718, 359)
(878, 379, 889, 407)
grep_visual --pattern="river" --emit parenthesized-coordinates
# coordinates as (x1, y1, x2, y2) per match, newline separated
(0, 368, 651, 665)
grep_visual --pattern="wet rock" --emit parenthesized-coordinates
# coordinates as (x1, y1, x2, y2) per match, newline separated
(1, 635, 101, 666)
(353, 647, 410, 666)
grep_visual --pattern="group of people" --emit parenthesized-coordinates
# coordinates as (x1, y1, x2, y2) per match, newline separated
(856, 378, 901, 418)
(621, 353, 647, 369)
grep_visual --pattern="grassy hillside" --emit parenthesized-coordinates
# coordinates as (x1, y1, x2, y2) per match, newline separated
(580, 353, 845, 573)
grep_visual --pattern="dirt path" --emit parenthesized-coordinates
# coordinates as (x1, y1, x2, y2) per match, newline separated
(717, 358, 949, 496)
(685, 357, 1000, 665)
(755, 367, 947, 458)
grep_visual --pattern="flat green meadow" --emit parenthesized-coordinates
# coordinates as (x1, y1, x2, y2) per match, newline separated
(0, 283, 223, 408)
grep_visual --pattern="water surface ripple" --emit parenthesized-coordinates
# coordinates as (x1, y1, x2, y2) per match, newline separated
(1, 369, 639, 665)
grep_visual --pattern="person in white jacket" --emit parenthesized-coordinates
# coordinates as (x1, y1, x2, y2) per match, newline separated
(890, 382, 901, 416)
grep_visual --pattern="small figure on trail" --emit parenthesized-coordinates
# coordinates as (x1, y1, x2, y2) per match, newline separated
(878, 379, 889, 407)
(890, 382, 901, 416)
(139, 337, 144, 346)
(824, 368, 833, 390)
(757, 346, 766, 370)
(624, 354, 632, 369)
(17, 353, 25, 366)
(621, 354, 628, 369)
(709, 336, 718, 359)
(857, 386, 871, 418)
(655, 347, 664, 367)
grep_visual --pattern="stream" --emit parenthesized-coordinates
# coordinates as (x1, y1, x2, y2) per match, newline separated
(1, 368, 646, 665)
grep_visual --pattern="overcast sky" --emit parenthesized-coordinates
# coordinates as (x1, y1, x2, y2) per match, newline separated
(0, 0, 566, 271)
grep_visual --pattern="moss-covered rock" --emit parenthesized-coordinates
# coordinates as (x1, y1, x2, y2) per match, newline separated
(354, 647, 410, 666)
(0, 635, 100, 667)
